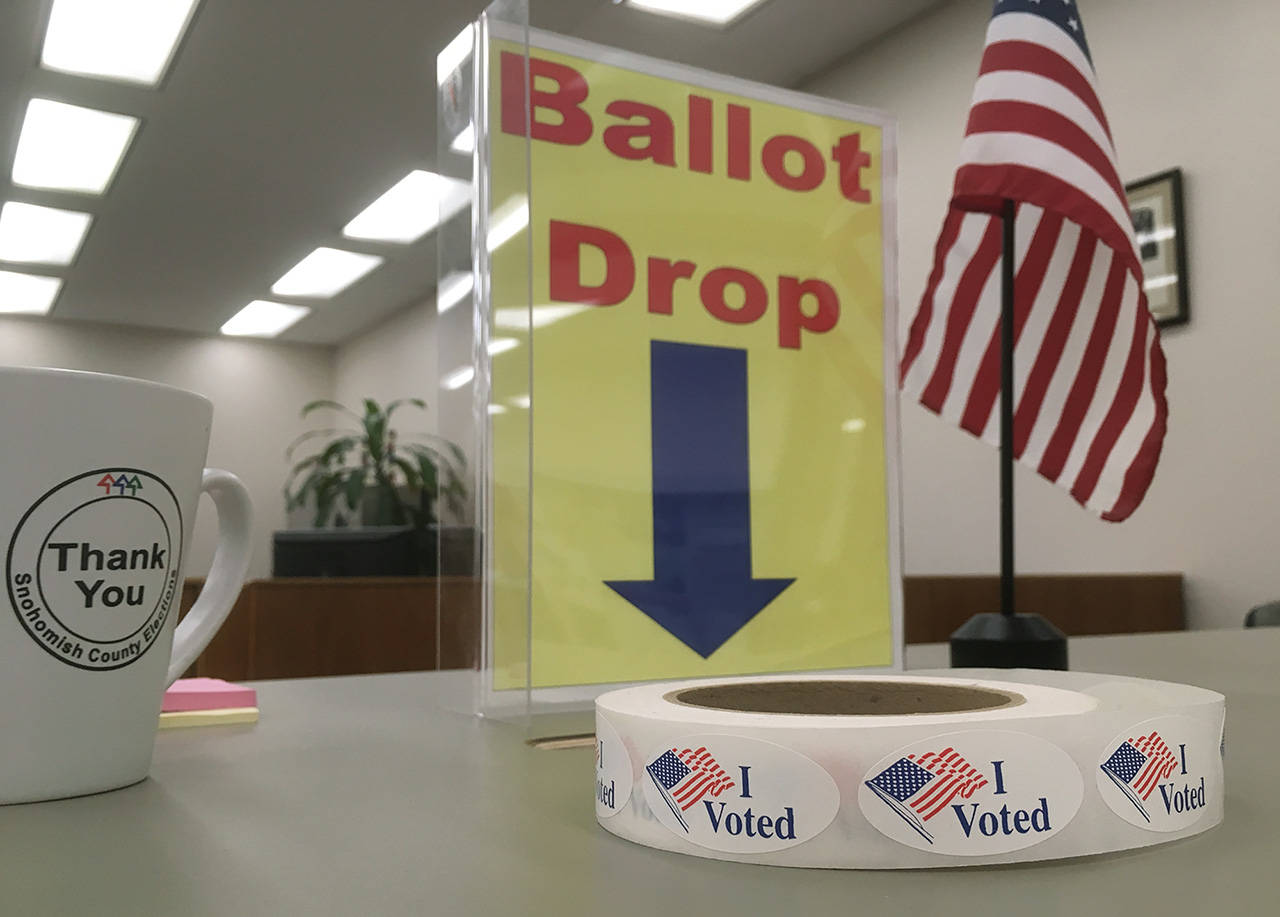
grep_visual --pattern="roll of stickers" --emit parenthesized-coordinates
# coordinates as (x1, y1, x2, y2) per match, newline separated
(594, 669, 1224, 868)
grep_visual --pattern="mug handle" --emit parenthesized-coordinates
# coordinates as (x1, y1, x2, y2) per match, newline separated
(166, 469, 253, 685)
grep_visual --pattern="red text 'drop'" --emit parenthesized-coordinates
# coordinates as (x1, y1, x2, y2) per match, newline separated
(549, 220, 840, 350)
(500, 52, 873, 203)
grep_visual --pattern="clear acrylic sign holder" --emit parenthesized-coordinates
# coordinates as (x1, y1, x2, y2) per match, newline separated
(437, 1, 903, 732)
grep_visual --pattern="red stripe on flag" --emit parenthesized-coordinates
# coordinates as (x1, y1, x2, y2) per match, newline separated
(913, 768, 959, 809)
(901, 212, 965, 381)
(1133, 763, 1158, 798)
(1012, 232, 1097, 456)
(683, 747, 711, 766)
(919, 219, 1004, 409)
(1133, 743, 1175, 798)
(675, 774, 714, 807)
(953, 165, 1135, 272)
(1070, 289, 1151, 505)
(977, 40, 1113, 143)
(1101, 334, 1167, 521)
(1037, 254, 1127, 481)
(917, 771, 988, 821)
(959, 209, 1064, 435)
(915, 775, 962, 820)
(964, 100, 1126, 207)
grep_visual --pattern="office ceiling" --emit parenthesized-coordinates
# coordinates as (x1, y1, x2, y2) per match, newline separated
(0, 0, 944, 345)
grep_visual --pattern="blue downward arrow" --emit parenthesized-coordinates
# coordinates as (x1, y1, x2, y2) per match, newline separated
(605, 340, 796, 658)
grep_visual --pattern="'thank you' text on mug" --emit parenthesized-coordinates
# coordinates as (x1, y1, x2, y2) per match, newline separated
(6, 469, 184, 671)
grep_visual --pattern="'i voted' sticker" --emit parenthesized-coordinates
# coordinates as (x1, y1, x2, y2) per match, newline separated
(642, 734, 839, 854)
(595, 714, 634, 819)
(858, 730, 1083, 856)
(1096, 715, 1219, 832)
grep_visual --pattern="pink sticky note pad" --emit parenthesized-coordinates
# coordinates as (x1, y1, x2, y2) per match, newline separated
(163, 678, 257, 713)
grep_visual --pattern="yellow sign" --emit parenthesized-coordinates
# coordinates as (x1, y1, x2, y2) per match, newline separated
(487, 31, 899, 691)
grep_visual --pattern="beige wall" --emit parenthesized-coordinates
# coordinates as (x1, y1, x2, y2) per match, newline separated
(807, 0, 1280, 629)
(332, 299, 437, 421)
(0, 315, 333, 580)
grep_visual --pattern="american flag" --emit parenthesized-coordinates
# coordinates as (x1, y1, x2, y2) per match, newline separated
(646, 746, 736, 832)
(865, 748, 988, 844)
(1100, 731, 1178, 822)
(900, 0, 1167, 522)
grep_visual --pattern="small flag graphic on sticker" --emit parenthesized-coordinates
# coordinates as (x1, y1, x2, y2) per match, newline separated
(645, 746, 736, 833)
(1099, 732, 1178, 823)
(864, 747, 988, 844)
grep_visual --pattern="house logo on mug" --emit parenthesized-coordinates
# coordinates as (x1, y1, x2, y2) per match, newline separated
(6, 468, 184, 671)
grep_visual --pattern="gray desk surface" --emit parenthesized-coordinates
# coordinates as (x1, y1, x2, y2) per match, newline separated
(2, 628, 1277, 916)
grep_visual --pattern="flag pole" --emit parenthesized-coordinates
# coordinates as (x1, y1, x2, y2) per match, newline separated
(999, 199, 1016, 620)
(948, 199, 1068, 670)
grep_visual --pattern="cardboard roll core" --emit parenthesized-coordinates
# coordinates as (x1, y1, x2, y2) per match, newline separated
(669, 680, 1025, 715)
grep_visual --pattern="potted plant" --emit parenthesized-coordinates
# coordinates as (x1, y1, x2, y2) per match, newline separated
(281, 398, 467, 574)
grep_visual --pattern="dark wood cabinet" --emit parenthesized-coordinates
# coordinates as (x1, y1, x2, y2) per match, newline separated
(179, 573, 1182, 680)
(178, 576, 479, 680)
(901, 573, 1184, 644)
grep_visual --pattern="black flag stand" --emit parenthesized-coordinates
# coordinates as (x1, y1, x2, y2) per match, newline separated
(949, 200, 1068, 670)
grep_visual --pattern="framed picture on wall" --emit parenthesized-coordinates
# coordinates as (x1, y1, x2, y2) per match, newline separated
(1125, 168, 1189, 327)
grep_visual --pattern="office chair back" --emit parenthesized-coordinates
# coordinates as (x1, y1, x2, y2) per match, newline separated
(1244, 601, 1280, 628)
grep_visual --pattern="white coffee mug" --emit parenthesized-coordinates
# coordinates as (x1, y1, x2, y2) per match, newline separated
(0, 368, 252, 803)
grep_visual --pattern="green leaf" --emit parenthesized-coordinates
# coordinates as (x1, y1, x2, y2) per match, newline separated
(399, 434, 467, 475)
(284, 467, 321, 507)
(286, 453, 325, 479)
(301, 399, 360, 421)
(415, 452, 439, 494)
(362, 400, 388, 464)
(318, 436, 358, 467)
(403, 443, 453, 475)
(343, 469, 366, 511)
(313, 476, 339, 527)
(389, 456, 420, 489)
(284, 427, 359, 460)
(385, 398, 426, 421)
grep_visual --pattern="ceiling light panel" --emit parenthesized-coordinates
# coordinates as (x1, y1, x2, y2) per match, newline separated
(12, 100, 139, 194)
(486, 197, 528, 253)
(271, 247, 383, 298)
(436, 25, 474, 85)
(625, 0, 768, 26)
(343, 170, 468, 245)
(493, 304, 588, 330)
(442, 366, 475, 391)
(0, 202, 93, 266)
(41, 0, 201, 86)
(0, 270, 62, 314)
(437, 271, 474, 313)
(220, 300, 309, 337)
(449, 124, 475, 155)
